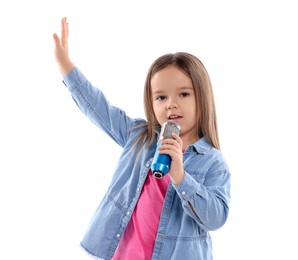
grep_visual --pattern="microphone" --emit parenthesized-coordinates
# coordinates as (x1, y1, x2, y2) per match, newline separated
(151, 120, 180, 179)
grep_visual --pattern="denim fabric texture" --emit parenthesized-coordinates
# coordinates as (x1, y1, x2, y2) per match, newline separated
(63, 67, 231, 260)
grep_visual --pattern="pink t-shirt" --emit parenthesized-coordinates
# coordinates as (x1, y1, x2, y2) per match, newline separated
(113, 170, 170, 260)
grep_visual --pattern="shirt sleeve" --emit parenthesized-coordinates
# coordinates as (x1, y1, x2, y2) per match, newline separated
(172, 167, 231, 231)
(62, 67, 137, 147)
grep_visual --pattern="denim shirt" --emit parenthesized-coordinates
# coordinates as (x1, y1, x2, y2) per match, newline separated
(62, 67, 231, 260)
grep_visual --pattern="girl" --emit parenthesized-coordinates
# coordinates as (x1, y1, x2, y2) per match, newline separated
(53, 17, 231, 260)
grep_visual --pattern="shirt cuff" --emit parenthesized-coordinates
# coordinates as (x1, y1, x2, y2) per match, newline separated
(62, 67, 84, 91)
(172, 171, 201, 201)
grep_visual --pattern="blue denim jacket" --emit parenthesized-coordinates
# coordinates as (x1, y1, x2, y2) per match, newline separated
(63, 68, 231, 260)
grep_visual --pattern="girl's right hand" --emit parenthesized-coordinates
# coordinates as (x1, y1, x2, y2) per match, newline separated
(53, 17, 75, 76)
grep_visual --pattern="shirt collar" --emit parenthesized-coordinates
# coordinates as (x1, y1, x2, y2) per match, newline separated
(190, 136, 213, 155)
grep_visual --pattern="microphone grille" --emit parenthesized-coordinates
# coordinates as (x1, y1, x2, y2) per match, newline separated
(160, 120, 180, 140)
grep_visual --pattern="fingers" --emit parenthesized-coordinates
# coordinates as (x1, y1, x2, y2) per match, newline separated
(159, 134, 182, 149)
(53, 17, 68, 48)
(158, 143, 180, 154)
(159, 134, 183, 154)
(172, 133, 183, 149)
(53, 17, 74, 76)
(61, 17, 68, 47)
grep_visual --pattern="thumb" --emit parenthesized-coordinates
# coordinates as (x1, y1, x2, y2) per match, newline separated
(53, 33, 60, 46)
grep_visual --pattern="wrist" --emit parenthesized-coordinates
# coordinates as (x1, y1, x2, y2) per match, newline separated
(169, 171, 184, 185)
(59, 60, 75, 76)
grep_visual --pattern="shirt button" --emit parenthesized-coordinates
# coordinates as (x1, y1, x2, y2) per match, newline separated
(127, 211, 131, 215)
(116, 234, 121, 238)
(146, 163, 150, 167)
(158, 235, 164, 240)
(182, 191, 186, 195)
(137, 187, 140, 192)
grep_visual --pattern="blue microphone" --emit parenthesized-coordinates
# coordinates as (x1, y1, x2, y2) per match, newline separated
(151, 120, 180, 178)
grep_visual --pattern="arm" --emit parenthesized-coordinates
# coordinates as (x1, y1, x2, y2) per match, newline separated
(174, 167, 230, 231)
(158, 135, 230, 231)
(53, 18, 140, 147)
(62, 68, 138, 147)
(53, 17, 75, 76)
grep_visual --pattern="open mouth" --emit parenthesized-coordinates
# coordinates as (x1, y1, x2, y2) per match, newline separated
(168, 115, 182, 120)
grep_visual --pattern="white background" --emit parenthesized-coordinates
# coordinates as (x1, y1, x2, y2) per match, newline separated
(1, 0, 298, 259)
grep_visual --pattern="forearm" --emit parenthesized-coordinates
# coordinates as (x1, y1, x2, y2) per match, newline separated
(173, 171, 230, 231)
(62, 67, 137, 147)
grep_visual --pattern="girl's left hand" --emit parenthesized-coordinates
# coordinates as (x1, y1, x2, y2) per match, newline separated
(158, 133, 184, 185)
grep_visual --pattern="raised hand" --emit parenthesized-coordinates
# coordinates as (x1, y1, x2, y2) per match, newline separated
(53, 17, 75, 76)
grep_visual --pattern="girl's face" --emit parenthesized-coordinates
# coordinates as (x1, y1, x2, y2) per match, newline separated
(151, 65, 199, 146)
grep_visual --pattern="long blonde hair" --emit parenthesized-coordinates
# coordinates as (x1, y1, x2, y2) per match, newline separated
(134, 52, 220, 150)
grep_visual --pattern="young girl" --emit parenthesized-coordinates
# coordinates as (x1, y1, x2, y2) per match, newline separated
(53, 17, 231, 260)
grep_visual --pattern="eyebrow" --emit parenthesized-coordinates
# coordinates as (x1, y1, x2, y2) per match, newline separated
(152, 86, 193, 95)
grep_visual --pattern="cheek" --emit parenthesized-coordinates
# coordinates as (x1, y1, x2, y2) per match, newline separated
(152, 105, 164, 124)
(153, 106, 161, 118)
(153, 102, 161, 112)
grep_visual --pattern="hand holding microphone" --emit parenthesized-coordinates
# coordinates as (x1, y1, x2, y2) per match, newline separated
(151, 120, 181, 178)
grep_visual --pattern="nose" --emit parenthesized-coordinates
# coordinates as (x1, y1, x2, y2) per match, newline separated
(166, 98, 178, 110)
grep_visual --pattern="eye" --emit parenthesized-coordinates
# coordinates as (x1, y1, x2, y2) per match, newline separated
(156, 95, 166, 101)
(180, 92, 190, 97)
